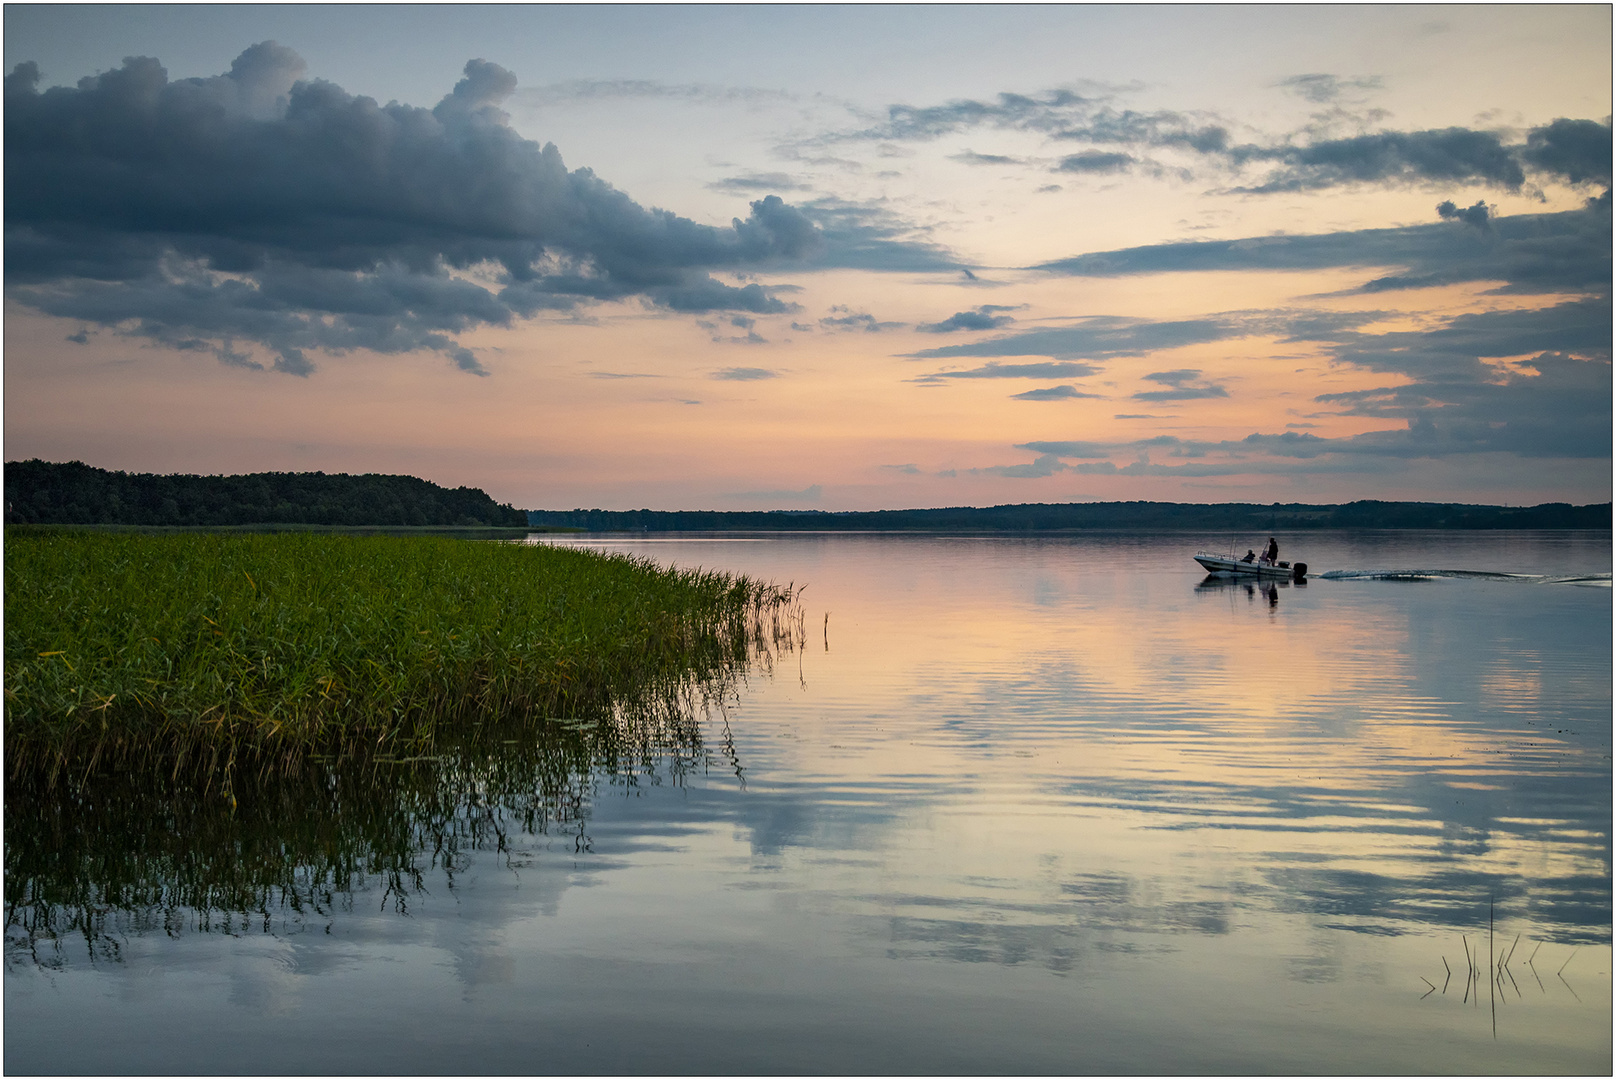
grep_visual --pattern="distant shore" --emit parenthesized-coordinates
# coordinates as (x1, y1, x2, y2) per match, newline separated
(528, 500, 1613, 533)
(7, 460, 1607, 533)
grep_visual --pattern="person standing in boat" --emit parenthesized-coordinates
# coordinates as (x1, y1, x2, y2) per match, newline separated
(1263, 537, 1279, 564)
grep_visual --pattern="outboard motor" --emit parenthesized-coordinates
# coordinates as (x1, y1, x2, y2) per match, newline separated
(1292, 562, 1308, 582)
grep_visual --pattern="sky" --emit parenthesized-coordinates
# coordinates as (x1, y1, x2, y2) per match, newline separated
(4, 4, 1611, 511)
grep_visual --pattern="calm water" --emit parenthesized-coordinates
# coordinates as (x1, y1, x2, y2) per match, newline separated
(6, 531, 1611, 1074)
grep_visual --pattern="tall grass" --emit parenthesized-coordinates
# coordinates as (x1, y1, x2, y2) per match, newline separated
(5, 531, 800, 780)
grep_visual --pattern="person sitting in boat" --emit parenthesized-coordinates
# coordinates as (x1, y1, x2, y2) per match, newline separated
(1241, 549, 1256, 563)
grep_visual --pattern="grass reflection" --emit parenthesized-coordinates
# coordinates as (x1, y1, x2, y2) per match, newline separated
(5, 661, 794, 970)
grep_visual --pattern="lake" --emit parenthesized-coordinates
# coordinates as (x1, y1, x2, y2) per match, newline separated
(5, 530, 1611, 1074)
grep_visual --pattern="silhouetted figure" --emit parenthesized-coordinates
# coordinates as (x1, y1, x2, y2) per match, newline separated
(1241, 549, 1256, 563)
(1264, 537, 1279, 563)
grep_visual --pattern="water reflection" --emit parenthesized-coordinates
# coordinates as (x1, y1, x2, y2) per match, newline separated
(4, 692, 730, 969)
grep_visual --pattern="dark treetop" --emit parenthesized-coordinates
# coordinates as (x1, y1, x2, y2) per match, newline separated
(4, 460, 528, 527)
(528, 501, 1612, 532)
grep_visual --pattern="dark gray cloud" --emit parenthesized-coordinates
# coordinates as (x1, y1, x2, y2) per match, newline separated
(1055, 151, 1134, 174)
(916, 305, 1018, 333)
(1005, 342, 1609, 468)
(1311, 351, 1611, 459)
(974, 453, 1071, 478)
(914, 361, 1100, 384)
(906, 316, 1234, 362)
(1010, 385, 1097, 401)
(818, 306, 902, 333)
(1296, 297, 1612, 380)
(1035, 200, 1612, 298)
(822, 80, 1609, 198)
(1522, 118, 1614, 187)
(1134, 369, 1228, 401)
(712, 366, 778, 381)
(1276, 74, 1384, 104)
(949, 150, 1022, 166)
(1235, 127, 1527, 194)
(1052, 107, 1234, 156)
(851, 89, 1095, 141)
(1436, 199, 1492, 228)
(4, 46, 832, 374)
(983, 284, 1611, 475)
(708, 172, 811, 193)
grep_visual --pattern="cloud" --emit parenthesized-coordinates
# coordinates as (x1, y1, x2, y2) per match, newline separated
(589, 370, 662, 379)
(1276, 74, 1383, 104)
(712, 366, 778, 381)
(949, 150, 1021, 166)
(820, 79, 1609, 199)
(818, 305, 903, 332)
(5, 46, 831, 374)
(1235, 127, 1527, 193)
(1006, 339, 1611, 468)
(1034, 201, 1611, 298)
(708, 172, 811, 193)
(1134, 368, 1228, 401)
(1052, 107, 1234, 156)
(974, 453, 1070, 478)
(847, 88, 1097, 142)
(1011, 385, 1097, 401)
(907, 316, 1234, 361)
(1311, 351, 1611, 459)
(916, 305, 1019, 333)
(914, 361, 1100, 383)
(1521, 118, 1614, 186)
(1436, 199, 1492, 228)
(1301, 297, 1612, 379)
(1055, 151, 1134, 174)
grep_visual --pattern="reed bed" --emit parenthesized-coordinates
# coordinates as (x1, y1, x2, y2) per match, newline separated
(4, 531, 800, 781)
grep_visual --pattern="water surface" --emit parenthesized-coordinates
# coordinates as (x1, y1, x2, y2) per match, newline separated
(6, 531, 1610, 1074)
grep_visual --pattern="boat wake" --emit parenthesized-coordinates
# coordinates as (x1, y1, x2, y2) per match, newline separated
(1319, 568, 1612, 587)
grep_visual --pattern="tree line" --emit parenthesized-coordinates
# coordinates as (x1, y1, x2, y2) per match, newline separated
(4, 460, 528, 527)
(7, 459, 1607, 531)
(526, 500, 1612, 532)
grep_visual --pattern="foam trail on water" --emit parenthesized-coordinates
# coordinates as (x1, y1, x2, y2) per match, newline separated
(1319, 569, 1612, 587)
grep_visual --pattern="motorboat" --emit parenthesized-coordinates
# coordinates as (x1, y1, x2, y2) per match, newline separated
(1194, 550, 1308, 581)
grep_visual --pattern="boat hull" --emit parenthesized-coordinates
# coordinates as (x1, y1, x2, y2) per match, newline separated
(1195, 551, 1307, 579)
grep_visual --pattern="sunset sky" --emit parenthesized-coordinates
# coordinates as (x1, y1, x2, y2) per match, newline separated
(5, 4, 1611, 511)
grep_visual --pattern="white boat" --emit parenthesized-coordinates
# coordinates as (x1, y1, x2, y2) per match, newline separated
(1194, 550, 1308, 580)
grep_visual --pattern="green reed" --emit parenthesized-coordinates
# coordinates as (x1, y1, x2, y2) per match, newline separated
(4, 531, 799, 779)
